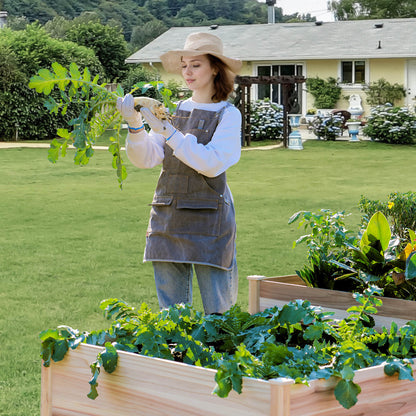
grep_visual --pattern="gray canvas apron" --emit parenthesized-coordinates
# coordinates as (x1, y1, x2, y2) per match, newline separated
(144, 102, 236, 270)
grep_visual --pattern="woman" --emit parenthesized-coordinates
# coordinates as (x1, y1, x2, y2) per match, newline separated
(117, 32, 242, 314)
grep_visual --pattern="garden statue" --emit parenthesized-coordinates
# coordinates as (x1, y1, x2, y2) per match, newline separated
(347, 94, 364, 118)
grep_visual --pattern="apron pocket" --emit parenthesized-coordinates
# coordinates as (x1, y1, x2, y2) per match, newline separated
(175, 198, 221, 236)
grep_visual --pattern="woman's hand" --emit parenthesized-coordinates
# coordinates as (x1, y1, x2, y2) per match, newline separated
(140, 107, 176, 139)
(116, 94, 143, 129)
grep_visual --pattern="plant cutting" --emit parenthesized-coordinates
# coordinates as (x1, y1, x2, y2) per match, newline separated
(28, 62, 176, 188)
(40, 291, 416, 414)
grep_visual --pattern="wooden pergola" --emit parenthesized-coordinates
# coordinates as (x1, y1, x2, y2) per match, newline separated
(234, 75, 306, 147)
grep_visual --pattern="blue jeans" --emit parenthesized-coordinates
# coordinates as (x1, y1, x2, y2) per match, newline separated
(152, 257, 238, 315)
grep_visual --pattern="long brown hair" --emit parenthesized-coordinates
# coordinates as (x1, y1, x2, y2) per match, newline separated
(207, 54, 236, 103)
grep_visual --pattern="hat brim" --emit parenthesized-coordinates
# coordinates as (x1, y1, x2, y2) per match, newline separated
(160, 49, 242, 75)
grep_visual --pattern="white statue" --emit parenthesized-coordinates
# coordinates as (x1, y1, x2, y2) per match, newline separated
(348, 94, 364, 117)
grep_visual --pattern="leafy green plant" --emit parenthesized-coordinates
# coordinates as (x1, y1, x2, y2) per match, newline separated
(288, 209, 358, 290)
(40, 295, 416, 410)
(363, 78, 406, 106)
(29, 62, 175, 188)
(305, 76, 342, 109)
(332, 212, 416, 300)
(250, 99, 284, 141)
(363, 104, 416, 144)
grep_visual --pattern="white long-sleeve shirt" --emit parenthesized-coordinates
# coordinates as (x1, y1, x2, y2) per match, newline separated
(125, 98, 242, 178)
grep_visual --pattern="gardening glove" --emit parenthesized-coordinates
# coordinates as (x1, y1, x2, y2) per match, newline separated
(140, 107, 178, 141)
(116, 93, 143, 130)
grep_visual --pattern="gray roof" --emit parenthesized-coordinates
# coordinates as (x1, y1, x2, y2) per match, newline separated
(126, 18, 416, 64)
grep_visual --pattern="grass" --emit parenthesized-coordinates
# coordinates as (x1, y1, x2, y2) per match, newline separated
(1, 139, 416, 415)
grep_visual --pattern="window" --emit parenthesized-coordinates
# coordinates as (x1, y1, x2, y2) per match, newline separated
(341, 60, 366, 84)
(256, 64, 303, 113)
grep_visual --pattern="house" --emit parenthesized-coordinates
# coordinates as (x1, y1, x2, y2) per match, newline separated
(126, 18, 416, 117)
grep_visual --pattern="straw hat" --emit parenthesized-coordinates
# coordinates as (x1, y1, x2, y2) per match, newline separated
(160, 32, 242, 75)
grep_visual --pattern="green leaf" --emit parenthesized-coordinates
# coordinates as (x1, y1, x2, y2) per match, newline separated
(100, 343, 118, 374)
(384, 360, 414, 381)
(278, 302, 307, 325)
(334, 378, 361, 409)
(213, 368, 233, 398)
(288, 211, 304, 225)
(364, 212, 391, 252)
(87, 384, 99, 400)
(405, 252, 416, 280)
(48, 139, 63, 163)
(51, 62, 69, 90)
(52, 339, 69, 362)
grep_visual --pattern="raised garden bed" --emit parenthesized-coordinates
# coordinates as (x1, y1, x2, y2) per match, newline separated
(41, 342, 416, 416)
(247, 274, 416, 329)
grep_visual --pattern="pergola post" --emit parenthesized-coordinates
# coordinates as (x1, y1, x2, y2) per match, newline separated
(234, 75, 306, 147)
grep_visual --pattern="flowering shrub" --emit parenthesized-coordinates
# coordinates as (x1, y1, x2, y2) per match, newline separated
(359, 192, 416, 242)
(311, 114, 343, 140)
(250, 99, 284, 141)
(363, 104, 416, 144)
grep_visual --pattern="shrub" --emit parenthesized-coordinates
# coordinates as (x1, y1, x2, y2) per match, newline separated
(0, 24, 103, 140)
(311, 114, 343, 140)
(249, 99, 283, 141)
(305, 76, 341, 109)
(362, 104, 416, 144)
(363, 78, 406, 106)
(359, 192, 416, 242)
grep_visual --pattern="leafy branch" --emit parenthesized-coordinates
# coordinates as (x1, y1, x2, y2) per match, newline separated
(29, 62, 174, 188)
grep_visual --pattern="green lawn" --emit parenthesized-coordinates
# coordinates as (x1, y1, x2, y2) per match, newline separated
(1, 139, 415, 415)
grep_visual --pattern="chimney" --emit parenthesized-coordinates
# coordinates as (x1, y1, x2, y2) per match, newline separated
(266, 0, 276, 24)
(0, 11, 7, 28)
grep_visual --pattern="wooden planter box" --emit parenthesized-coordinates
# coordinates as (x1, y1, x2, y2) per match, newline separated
(248, 274, 416, 329)
(41, 343, 416, 416)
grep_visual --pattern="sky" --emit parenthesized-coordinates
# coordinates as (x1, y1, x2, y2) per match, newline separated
(259, 0, 336, 22)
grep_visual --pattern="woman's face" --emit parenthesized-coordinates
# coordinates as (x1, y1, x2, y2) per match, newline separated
(181, 54, 216, 93)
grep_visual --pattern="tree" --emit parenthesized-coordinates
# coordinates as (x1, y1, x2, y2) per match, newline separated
(330, 0, 416, 20)
(130, 20, 168, 52)
(0, 24, 103, 140)
(65, 22, 128, 82)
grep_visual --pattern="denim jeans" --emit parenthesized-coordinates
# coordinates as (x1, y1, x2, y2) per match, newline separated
(152, 256, 238, 315)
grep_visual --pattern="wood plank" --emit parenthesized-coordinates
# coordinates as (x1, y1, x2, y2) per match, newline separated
(42, 344, 416, 416)
(44, 344, 272, 416)
(289, 362, 416, 416)
(258, 276, 416, 322)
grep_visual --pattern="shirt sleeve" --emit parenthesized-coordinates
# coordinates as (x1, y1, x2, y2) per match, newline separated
(166, 106, 242, 178)
(125, 129, 165, 169)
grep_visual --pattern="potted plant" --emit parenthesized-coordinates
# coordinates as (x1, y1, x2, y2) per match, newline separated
(304, 109, 316, 123)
